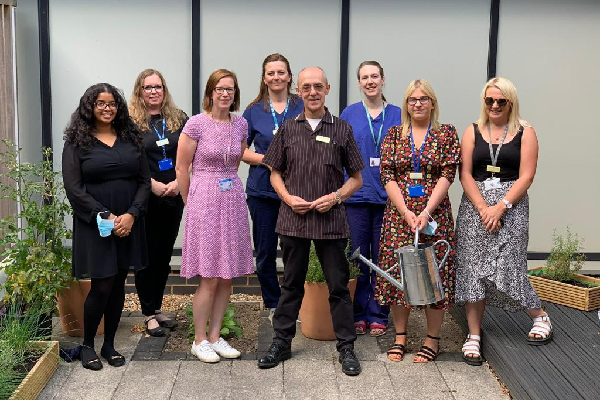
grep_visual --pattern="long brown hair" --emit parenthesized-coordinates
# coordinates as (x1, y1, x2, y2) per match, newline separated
(129, 69, 186, 132)
(247, 53, 300, 110)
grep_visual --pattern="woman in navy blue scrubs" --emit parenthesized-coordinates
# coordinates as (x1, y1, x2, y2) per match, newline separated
(340, 61, 401, 337)
(242, 54, 303, 319)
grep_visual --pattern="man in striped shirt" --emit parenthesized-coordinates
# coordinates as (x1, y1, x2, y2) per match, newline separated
(258, 67, 364, 376)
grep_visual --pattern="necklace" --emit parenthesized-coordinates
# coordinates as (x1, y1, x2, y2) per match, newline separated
(210, 113, 233, 163)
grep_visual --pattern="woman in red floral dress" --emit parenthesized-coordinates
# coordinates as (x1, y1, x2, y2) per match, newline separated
(376, 79, 460, 363)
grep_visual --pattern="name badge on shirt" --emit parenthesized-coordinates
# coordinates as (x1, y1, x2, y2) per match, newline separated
(156, 138, 169, 147)
(408, 184, 425, 197)
(369, 157, 380, 167)
(410, 172, 423, 180)
(484, 177, 502, 191)
(158, 158, 174, 171)
(315, 135, 330, 144)
(486, 165, 501, 173)
(218, 178, 234, 191)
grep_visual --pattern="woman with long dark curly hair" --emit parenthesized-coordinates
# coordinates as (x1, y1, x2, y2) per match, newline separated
(128, 69, 188, 336)
(62, 83, 151, 371)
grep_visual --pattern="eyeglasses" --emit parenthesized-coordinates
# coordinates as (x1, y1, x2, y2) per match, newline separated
(484, 97, 509, 107)
(142, 85, 164, 93)
(214, 87, 235, 95)
(95, 101, 117, 110)
(407, 96, 430, 105)
(300, 84, 326, 93)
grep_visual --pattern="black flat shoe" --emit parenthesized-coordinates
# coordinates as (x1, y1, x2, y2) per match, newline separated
(145, 316, 166, 337)
(81, 345, 103, 371)
(339, 348, 361, 376)
(156, 311, 178, 329)
(101, 347, 126, 367)
(257, 342, 291, 369)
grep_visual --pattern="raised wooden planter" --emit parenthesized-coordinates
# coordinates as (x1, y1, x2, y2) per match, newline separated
(528, 266, 600, 311)
(10, 341, 59, 400)
(299, 279, 357, 340)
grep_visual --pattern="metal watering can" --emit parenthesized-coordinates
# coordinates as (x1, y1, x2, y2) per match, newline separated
(351, 228, 451, 306)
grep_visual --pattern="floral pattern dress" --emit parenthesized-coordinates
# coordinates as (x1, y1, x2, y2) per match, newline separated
(375, 124, 460, 309)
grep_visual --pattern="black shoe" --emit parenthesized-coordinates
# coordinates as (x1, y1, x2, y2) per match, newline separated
(257, 342, 291, 369)
(100, 347, 126, 367)
(155, 311, 178, 329)
(80, 345, 103, 371)
(339, 348, 361, 376)
(145, 316, 166, 337)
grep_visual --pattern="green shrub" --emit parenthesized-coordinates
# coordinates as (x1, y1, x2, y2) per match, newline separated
(305, 241, 361, 283)
(544, 227, 586, 282)
(186, 304, 242, 343)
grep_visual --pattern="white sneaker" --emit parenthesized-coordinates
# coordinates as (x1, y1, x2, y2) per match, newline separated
(191, 340, 220, 363)
(210, 337, 241, 359)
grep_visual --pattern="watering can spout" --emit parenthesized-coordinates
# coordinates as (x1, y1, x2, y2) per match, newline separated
(351, 247, 404, 292)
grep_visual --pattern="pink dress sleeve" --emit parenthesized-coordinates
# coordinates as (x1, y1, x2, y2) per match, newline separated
(182, 114, 203, 142)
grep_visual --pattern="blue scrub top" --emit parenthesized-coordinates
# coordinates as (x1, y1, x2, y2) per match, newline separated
(340, 101, 401, 204)
(243, 97, 304, 199)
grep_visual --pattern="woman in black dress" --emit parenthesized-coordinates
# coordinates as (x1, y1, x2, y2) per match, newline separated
(62, 83, 150, 370)
(129, 69, 187, 336)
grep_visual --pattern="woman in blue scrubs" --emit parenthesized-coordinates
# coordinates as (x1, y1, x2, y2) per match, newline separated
(340, 61, 401, 337)
(242, 54, 303, 320)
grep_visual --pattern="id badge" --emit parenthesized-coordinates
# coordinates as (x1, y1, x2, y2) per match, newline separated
(218, 178, 234, 191)
(158, 158, 174, 171)
(408, 184, 425, 197)
(410, 172, 423, 180)
(369, 157, 380, 167)
(483, 177, 501, 191)
(156, 138, 169, 147)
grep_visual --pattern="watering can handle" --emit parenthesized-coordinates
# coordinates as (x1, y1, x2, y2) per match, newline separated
(414, 227, 420, 248)
(433, 239, 451, 270)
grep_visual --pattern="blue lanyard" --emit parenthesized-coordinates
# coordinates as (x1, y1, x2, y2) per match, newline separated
(269, 97, 289, 131)
(362, 101, 386, 154)
(409, 123, 431, 173)
(152, 118, 167, 159)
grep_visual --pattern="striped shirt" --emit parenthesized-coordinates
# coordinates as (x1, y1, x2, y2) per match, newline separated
(263, 108, 364, 239)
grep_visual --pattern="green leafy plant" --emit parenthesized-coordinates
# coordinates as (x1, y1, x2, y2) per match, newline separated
(529, 227, 586, 283)
(0, 141, 73, 314)
(186, 304, 242, 343)
(0, 302, 48, 400)
(305, 241, 361, 283)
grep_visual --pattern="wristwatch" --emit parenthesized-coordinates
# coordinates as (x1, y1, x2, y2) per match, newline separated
(501, 198, 512, 209)
(335, 190, 342, 204)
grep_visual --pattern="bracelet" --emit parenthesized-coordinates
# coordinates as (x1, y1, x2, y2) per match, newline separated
(335, 190, 342, 204)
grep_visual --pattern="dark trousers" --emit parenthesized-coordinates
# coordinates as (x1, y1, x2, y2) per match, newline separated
(346, 203, 389, 325)
(247, 196, 281, 308)
(273, 235, 356, 351)
(135, 194, 184, 316)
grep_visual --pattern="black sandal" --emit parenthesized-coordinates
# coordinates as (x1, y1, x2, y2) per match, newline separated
(155, 311, 178, 329)
(387, 332, 407, 362)
(81, 345, 103, 371)
(414, 334, 441, 363)
(145, 316, 166, 337)
(101, 347, 126, 367)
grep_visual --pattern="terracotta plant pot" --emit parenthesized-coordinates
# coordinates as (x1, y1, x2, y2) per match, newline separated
(57, 280, 104, 336)
(299, 279, 357, 340)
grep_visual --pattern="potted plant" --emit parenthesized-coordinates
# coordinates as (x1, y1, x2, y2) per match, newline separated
(299, 242, 360, 340)
(0, 141, 73, 331)
(0, 302, 59, 400)
(527, 227, 600, 311)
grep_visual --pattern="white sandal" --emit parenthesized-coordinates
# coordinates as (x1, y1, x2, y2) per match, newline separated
(462, 334, 483, 366)
(527, 315, 553, 345)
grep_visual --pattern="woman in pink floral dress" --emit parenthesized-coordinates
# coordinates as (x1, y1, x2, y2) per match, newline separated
(176, 69, 254, 363)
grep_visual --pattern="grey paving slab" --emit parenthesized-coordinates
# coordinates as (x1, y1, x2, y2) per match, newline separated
(171, 360, 232, 399)
(436, 353, 509, 400)
(291, 334, 338, 361)
(37, 362, 76, 400)
(384, 357, 454, 400)
(283, 359, 340, 400)
(353, 333, 384, 361)
(333, 361, 395, 400)
(227, 360, 283, 399)
(112, 361, 180, 400)
(54, 363, 126, 400)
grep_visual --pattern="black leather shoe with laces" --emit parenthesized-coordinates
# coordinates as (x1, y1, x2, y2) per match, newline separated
(339, 348, 361, 376)
(257, 342, 291, 369)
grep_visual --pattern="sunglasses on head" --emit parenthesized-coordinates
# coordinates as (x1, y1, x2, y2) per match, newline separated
(484, 97, 509, 107)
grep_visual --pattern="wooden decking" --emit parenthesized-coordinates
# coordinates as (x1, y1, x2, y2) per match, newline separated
(451, 302, 600, 400)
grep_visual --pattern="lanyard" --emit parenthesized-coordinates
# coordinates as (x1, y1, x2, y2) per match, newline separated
(152, 118, 167, 159)
(486, 122, 509, 167)
(362, 101, 386, 154)
(269, 97, 290, 131)
(409, 123, 431, 173)
(211, 114, 233, 163)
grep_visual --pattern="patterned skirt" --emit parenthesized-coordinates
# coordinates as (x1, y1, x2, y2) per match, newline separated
(455, 181, 541, 312)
